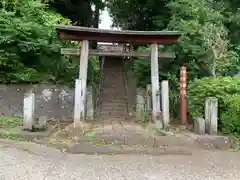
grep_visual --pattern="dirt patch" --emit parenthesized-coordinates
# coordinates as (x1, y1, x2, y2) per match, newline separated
(17, 120, 231, 155)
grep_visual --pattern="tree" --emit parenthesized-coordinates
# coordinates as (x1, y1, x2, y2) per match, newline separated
(50, 0, 105, 28)
(167, 0, 239, 76)
(0, 0, 78, 83)
(108, 0, 240, 79)
(107, 0, 170, 30)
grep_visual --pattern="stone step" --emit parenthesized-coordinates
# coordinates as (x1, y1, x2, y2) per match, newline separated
(103, 72, 123, 74)
(100, 104, 126, 107)
(100, 102, 126, 105)
(99, 95, 125, 99)
(103, 68, 123, 70)
(102, 83, 125, 86)
(103, 73, 123, 75)
(98, 95, 126, 99)
(99, 112, 126, 116)
(97, 58, 127, 119)
(102, 80, 124, 83)
(98, 101, 126, 105)
(101, 88, 125, 91)
(100, 88, 125, 91)
(99, 100, 126, 104)
(100, 111, 126, 116)
(101, 87, 125, 89)
(99, 97, 125, 99)
(100, 108, 126, 113)
(100, 103, 126, 107)
(103, 75, 123, 77)
(97, 106, 124, 110)
(98, 116, 126, 120)
(99, 92, 125, 95)
(100, 90, 125, 93)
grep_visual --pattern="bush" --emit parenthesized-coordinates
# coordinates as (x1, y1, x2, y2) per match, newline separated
(188, 76, 240, 133)
(0, 0, 81, 84)
(188, 76, 240, 117)
(220, 94, 240, 134)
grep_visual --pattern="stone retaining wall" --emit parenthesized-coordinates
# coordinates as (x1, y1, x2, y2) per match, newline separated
(0, 84, 94, 121)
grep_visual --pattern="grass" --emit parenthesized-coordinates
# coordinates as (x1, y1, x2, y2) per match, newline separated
(0, 132, 23, 140)
(0, 116, 23, 140)
(0, 116, 23, 129)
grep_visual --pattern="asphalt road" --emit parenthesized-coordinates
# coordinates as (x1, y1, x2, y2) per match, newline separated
(0, 140, 240, 180)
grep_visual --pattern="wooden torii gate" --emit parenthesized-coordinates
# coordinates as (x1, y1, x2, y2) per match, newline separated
(56, 25, 181, 127)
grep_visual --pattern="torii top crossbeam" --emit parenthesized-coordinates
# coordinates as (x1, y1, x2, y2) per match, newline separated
(56, 25, 181, 44)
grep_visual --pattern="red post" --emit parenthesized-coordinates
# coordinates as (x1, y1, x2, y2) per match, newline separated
(180, 66, 187, 125)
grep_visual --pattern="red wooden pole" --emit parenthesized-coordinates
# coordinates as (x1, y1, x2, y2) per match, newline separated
(180, 66, 187, 125)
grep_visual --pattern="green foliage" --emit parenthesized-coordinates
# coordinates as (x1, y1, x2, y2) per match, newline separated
(124, 45, 181, 118)
(0, 115, 23, 140)
(0, 0, 79, 84)
(188, 76, 240, 134)
(109, 0, 240, 81)
(50, 0, 104, 27)
(167, 0, 239, 77)
(220, 94, 240, 134)
(0, 116, 23, 129)
(125, 46, 178, 87)
(88, 56, 100, 85)
(188, 76, 240, 118)
(0, 0, 100, 85)
(107, 0, 170, 30)
(110, 0, 240, 120)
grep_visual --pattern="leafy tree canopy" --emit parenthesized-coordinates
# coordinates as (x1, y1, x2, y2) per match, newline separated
(108, 0, 240, 85)
(0, 0, 79, 84)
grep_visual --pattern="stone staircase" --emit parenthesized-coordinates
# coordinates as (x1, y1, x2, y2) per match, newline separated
(97, 57, 128, 120)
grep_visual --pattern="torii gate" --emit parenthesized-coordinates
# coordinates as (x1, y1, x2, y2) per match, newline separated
(56, 25, 181, 127)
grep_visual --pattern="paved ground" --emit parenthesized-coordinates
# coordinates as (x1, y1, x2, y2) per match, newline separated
(0, 139, 240, 180)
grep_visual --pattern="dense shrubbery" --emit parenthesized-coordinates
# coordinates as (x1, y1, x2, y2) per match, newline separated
(221, 94, 240, 134)
(1, 0, 69, 83)
(188, 76, 240, 133)
(0, 0, 100, 85)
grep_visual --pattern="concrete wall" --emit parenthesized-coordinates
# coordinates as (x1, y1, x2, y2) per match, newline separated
(0, 84, 94, 121)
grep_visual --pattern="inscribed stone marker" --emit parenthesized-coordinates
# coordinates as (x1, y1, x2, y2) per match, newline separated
(86, 87, 94, 120)
(161, 80, 170, 128)
(74, 79, 81, 127)
(194, 117, 205, 134)
(136, 88, 145, 121)
(23, 90, 35, 131)
(205, 97, 218, 134)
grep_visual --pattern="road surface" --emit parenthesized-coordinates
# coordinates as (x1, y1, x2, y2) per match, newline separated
(0, 139, 240, 180)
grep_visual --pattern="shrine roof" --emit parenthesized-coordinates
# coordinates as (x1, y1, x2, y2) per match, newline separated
(56, 25, 182, 44)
